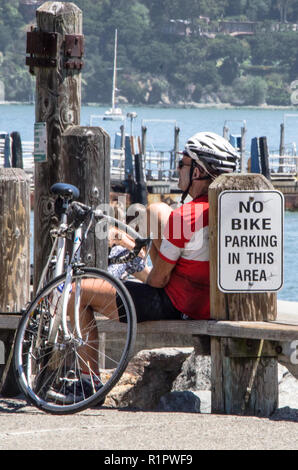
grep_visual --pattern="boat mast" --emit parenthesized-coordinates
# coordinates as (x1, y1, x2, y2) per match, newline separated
(112, 29, 117, 111)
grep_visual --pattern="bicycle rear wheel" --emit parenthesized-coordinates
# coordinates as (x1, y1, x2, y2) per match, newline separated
(14, 268, 136, 414)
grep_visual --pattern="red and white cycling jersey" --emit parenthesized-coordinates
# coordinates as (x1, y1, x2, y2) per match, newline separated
(159, 194, 210, 320)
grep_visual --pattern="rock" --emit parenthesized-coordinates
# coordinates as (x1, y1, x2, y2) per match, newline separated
(105, 348, 192, 410)
(278, 364, 298, 410)
(156, 391, 201, 412)
(104, 347, 298, 414)
(156, 390, 211, 413)
(173, 353, 211, 391)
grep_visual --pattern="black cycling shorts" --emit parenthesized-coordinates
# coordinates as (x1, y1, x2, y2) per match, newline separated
(116, 280, 183, 323)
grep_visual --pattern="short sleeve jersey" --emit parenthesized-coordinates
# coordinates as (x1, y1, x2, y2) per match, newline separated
(159, 195, 210, 319)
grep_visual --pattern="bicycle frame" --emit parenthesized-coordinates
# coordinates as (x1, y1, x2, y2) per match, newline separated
(47, 222, 84, 344)
(43, 207, 150, 346)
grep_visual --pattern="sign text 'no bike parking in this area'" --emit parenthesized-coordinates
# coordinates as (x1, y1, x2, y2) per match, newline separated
(218, 190, 284, 293)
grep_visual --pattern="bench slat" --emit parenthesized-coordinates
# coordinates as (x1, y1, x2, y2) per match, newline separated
(0, 303, 297, 341)
(91, 318, 298, 341)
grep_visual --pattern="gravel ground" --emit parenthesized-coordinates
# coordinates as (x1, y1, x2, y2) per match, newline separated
(0, 367, 297, 451)
(0, 397, 297, 450)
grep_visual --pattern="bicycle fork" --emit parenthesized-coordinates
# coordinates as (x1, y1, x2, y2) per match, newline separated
(48, 225, 84, 345)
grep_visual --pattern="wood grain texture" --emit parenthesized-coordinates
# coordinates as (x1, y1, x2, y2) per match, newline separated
(34, 2, 82, 290)
(62, 126, 110, 269)
(209, 173, 277, 322)
(0, 169, 30, 313)
(208, 174, 279, 415)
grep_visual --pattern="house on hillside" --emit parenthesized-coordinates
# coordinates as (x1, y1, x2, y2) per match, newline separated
(217, 20, 257, 36)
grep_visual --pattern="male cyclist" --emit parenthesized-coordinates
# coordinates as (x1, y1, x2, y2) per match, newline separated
(63, 131, 239, 402)
(78, 131, 239, 323)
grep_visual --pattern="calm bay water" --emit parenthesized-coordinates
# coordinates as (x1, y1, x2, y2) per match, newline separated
(3, 103, 298, 151)
(1, 104, 298, 301)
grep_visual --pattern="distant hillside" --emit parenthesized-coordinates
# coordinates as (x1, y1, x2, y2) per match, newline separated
(1, 0, 298, 106)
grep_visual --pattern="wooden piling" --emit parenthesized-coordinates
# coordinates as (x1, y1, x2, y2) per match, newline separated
(11, 132, 23, 169)
(279, 123, 285, 173)
(223, 125, 229, 140)
(259, 136, 271, 180)
(0, 168, 30, 396)
(141, 125, 147, 164)
(174, 126, 180, 171)
(209, 174, 278, 416)
(32, 2, 83, 290)
(240, 125, 246, 173)
(62, 126, 110, 269)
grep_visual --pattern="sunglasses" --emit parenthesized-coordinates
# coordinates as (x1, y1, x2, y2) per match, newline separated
(178, 159, 192, 169)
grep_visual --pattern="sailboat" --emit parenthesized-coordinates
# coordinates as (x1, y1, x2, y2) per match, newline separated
(103, 29, 125, 121)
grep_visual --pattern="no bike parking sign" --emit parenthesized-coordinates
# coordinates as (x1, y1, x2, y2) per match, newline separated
(218, 190, 284, 293)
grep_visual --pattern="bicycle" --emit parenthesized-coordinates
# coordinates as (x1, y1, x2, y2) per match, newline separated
(13, 182, 150, 414)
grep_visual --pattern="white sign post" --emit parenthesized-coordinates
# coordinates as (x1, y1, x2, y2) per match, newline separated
(218, 190, 284, 293)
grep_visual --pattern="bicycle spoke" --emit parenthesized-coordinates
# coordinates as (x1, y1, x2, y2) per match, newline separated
(14, 268, 136, 414)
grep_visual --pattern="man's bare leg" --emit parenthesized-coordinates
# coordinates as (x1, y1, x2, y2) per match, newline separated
(68, 202, 172, 372)
(68, 278, 119, 374)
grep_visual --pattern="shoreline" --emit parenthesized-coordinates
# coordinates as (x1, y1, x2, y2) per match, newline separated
(1, 100, 298, 111)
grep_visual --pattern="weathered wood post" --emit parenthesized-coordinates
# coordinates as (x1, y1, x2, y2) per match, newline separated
(26, 1, 83, 290)
(4, 134, 11, 168)
(259, 136, 271, 180)
(223, 125, 229, 140)
(240, 125, 246, 172)
(209, 174, 279, 416)
(279, 123, 285, 173)
(11, 132, 23, 169)
(141, 125, 147, 162)
(0, 168, 30, 396)
(62, 126, 110, 268)
(173, 125, 180, 171)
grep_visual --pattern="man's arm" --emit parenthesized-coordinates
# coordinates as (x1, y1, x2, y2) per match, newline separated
(146, 255, 176, 288)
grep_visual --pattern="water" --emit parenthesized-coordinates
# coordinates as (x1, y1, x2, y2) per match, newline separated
(2, 104, 298, 152)
(1, 104, 297, 302)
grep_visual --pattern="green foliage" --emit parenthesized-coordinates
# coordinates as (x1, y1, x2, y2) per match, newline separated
(0, 0, 298, 105)
(266, 74, 291, 105)
(233, 76, 268, 105)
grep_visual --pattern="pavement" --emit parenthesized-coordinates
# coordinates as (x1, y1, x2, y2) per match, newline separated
(0, 396, 297, 450)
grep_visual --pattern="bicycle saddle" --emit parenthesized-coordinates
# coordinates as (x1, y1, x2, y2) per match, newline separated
(50, 183, 80, 200)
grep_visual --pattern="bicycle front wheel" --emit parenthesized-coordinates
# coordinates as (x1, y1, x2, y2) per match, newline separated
(14, 268, 136, 414)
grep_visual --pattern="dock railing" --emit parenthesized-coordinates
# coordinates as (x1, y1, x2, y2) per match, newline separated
(269, 144, 298, 178)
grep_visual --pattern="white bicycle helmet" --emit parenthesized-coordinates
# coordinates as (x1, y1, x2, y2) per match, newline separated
(184, 131, 240, 177)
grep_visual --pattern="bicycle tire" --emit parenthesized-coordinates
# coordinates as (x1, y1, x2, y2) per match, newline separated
(14, 267, 136, 414)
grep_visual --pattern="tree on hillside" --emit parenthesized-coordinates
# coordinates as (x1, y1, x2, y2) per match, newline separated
(207, 36, 250, 83)
(142, 0, 228, 27)
(0, 0, 24, 53)
(248, 33, 279, 65)
(245, 0, 275, 21)
(277, 0, 291, 22)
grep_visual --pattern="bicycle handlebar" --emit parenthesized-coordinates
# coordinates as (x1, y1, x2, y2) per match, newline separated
(69, 202, 151, 264)
(94, 209, 151, 264)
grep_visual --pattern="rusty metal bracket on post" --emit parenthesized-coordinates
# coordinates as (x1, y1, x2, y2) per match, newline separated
(26, 30, 58, 73)
(26, 30, 84, 73)
(64, 34, 84, 70)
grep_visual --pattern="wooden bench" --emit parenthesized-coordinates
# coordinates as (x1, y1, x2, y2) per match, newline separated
(0, 300, 297, 412)
(1, 302, 297, 339)
(1, 301, 297, 366)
